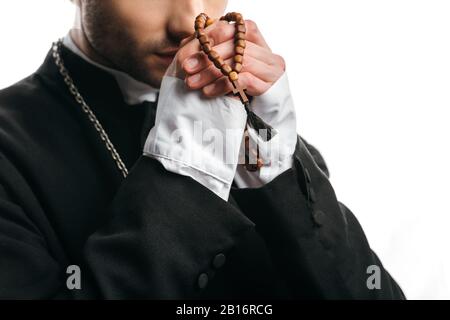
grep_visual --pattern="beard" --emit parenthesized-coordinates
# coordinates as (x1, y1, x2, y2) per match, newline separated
(80, 1, 176, 88)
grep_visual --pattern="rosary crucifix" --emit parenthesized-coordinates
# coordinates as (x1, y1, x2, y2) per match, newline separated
(195, 12, 276, 171)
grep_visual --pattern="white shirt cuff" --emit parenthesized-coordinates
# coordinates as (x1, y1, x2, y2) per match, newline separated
(234, 71, 298, 188)
(143, 75, 247, 201)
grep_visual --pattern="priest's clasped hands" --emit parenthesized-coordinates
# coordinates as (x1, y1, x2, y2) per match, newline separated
(145, 17, 297, 201)
(177, 19, 286, 99)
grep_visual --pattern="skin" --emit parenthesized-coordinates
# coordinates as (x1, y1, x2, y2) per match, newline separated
(72, 0, 285, 98)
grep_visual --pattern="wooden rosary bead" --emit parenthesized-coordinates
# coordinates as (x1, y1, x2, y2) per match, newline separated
(214, 57, 225, 69)
(235, 46, 244, 55)
(221, 64, 233, 76)
(202, 43, 212, 54)
(195, 21, 204, 29)
(235, 32, 246, 41)
(223, 13, 233, 21)
(196, 15, 206, 22)
(229, 71, 239, 81)
(230, 12, 240, 19)
(234, 63, 243, 73)
(206, 18, 215, 27)
(198, 35, 209, 45)
(234, 55, 243, 64)
(236, 25, 247, 34)
(196, 17, 206, 24)
(236, 24, 246, 33)
(208, 50, 220, 61)
(235, 40, 246, 48)
(196, 29, 206, 38)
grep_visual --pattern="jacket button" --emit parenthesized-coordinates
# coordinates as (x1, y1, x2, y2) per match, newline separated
(213, 253, 226, 269)
(198, 273, 209, 289)
(313, 210, 326, 226)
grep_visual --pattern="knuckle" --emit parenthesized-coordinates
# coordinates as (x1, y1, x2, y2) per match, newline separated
(242, 56, 252, 70)
(245, 19, 258, 33)
(273, 54, 286, 69)
(240, 72, 254, 90)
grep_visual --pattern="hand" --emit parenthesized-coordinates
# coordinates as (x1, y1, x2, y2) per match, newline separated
(176, 19, 286, 98)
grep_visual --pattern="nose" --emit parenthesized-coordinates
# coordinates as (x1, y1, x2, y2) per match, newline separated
(167, 0, 205, 44)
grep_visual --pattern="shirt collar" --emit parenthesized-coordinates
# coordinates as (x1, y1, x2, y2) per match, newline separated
(63, 33, 159, 105)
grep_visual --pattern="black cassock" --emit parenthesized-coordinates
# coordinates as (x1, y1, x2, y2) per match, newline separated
(0, 45, 405, 299)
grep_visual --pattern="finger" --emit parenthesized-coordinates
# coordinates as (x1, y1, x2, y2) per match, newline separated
(244, 20, 271, 51)
(202, 72, 271, 98)
(185, 54, 282, 90)
(183, 39, 281, 75)
(177, 20, 235, 65)
(180, 18, 270, 67)
(185, 61, 222, 90)
(236, 55, 283, 83)
(180, 33, 196, 48)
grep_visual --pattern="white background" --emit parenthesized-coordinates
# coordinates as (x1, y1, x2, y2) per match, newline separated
(0, 0, 449, 299)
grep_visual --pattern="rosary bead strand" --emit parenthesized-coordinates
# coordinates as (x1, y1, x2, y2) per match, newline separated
(195, 12, 268, 171)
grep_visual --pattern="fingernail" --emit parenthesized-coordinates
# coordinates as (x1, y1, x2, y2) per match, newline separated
(186, 58, 199, 69)
(188, 74, 201, 84)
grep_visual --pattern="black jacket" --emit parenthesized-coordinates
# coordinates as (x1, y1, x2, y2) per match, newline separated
(0, 44, 405, 299)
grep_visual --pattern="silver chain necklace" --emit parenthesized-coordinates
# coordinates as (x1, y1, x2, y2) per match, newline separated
(51, 39, 129, 178)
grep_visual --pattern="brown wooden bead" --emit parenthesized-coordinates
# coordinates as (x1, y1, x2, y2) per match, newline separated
(206, 18, 214, 27)
(221, 64, 233, 76)
(236, 19, 245, 25)
(234, 63, 243, 73)
(234, 54, 243, 64)
(235, 40, 246, 48)
(196, 16, 206, 23)
(235, 32, 246, 41)
(195, 21, 204, 29)
(214, 57, 225, 68)
(196, 29, 206, 37)
(235, 46, 244, 55)
(229, 71, 238, 81)
(208, 50, 220, 61)
(237, 25, 246, 33)
(202, 43, 212, 54)
(198, 35, 209, 45)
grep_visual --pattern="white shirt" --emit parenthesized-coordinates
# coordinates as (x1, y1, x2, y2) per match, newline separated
(63, 34, 298, 201)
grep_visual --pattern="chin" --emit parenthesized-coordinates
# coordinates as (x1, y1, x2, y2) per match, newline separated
(129, 59, 166, 88)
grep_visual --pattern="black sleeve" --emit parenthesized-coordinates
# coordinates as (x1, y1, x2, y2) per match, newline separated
(0, 154, 70, 299)
(230, 136, 406, 299)
(83, 157, 255, 299)
(0, 154, 254, 299)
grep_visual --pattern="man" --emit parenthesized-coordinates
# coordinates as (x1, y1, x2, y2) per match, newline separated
(0, 0, 405, 299)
